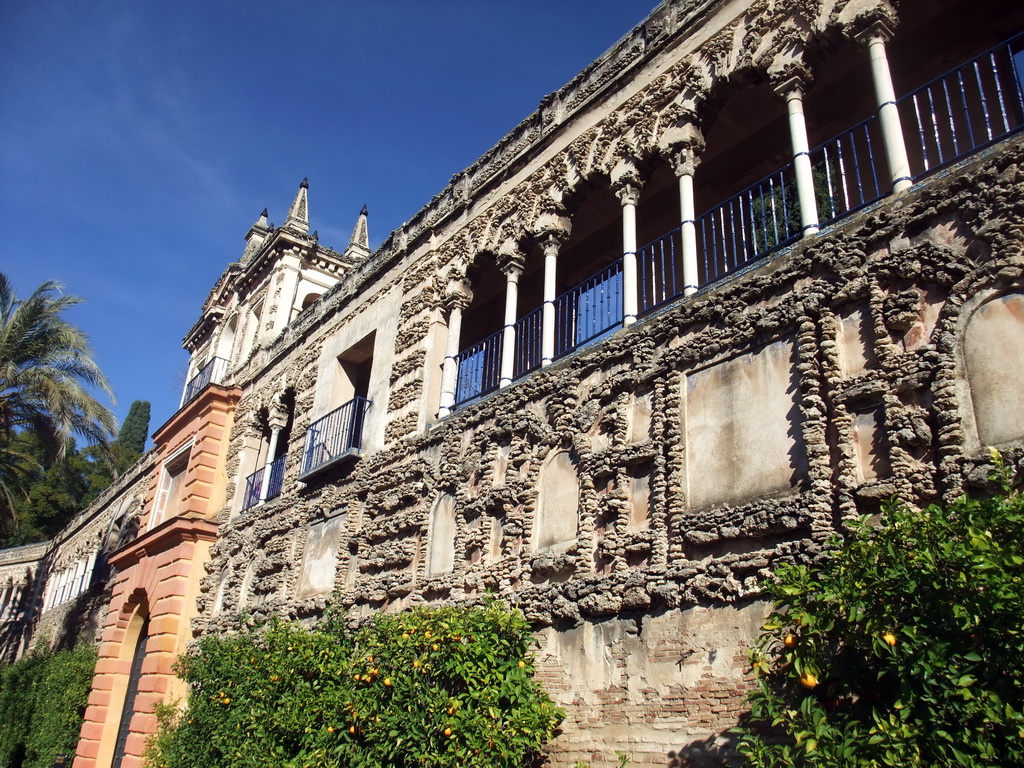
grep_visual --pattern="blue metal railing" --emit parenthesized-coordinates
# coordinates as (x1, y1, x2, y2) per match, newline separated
(555, 259, 623, 359)
(300, 396, 371, 477)
(454, 329, 503, 406)
(242, 466, 263, 510)
(182, 357, 228, 405)
(240, 453, 286, 511)
(811, 115, 887, 226)
(639, 226, 684, 316)
(697, 164, 801, 285)
(513, 306, 543, 378)
(900, 35, 1024, 180)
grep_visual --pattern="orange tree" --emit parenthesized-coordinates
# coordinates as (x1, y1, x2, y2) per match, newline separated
(736, 458, 1024, 766)
(146, 599, 563, 768)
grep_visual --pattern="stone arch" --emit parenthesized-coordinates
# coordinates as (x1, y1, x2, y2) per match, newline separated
(960, 290, 1024, 448)
(532, 450, 581, 553)
(425, 492, 457, 576)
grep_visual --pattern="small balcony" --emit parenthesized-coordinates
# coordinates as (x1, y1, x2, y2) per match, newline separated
(452, 33, 1024, 408)
(299, 396, 371, 480)
(241, 453, 286, 511)
(181, 357, 228, 405)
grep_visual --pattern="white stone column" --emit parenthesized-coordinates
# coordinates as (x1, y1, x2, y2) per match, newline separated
(669, 129, 705, 297)
(257, 426, 282, 503)
(498, 259, 523, 388)
(438, 285, 473, 418)
(541, 236, 560, 367)
(778, 76, 819, 237)
(616, 183, 641, 326)
(860, 25, 913, 193)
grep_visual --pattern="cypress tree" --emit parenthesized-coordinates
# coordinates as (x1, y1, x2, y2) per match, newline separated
(113, 400, 150, 456)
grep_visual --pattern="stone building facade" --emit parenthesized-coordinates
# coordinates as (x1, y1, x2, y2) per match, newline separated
(1, 0, 1023, 765)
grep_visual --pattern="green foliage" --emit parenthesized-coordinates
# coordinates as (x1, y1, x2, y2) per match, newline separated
(736, 463, 1024, 766)
(0, 644, 97, 768)
(0, 272, 117, 532)
(0, 432, 113, 548)
(113, 400, 151, 457)
(147, 600, 563, 768)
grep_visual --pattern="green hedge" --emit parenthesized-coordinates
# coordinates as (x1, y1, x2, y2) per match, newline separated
(0, 645, 97, 768)
(147, 600, 563, 768)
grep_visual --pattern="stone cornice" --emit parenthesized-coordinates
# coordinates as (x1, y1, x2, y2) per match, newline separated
(109, 515, 219, 570)
(151, 384, 242, 447)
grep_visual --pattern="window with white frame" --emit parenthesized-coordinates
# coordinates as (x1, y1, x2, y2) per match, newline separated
(150, 444, 192, 529)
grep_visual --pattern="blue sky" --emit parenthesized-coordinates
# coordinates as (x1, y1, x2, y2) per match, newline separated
(0, 1, 652, 442)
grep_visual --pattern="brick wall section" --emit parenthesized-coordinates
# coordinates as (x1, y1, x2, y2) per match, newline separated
(74, 385, 237, 768)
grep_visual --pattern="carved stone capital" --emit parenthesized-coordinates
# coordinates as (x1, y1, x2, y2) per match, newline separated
(663, 122, 706, 177)
(615, 183, 642, 208)
(841, 1, 898, 45)
(268, 382, 290, 430)
(610, 156, 644, 197)
(444, 280, 474, 312)
(497, 242, 526, 278)
(770, 61, 814, 101)
(533, 210, 572, 243)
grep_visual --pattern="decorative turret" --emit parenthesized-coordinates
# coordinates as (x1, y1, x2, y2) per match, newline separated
(284, 178, 310, 233)
(241, 208, 271, 262)
(344, 204, 370, 260)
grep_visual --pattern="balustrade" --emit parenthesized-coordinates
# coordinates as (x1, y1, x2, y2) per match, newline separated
(447, 34, 1024, 413)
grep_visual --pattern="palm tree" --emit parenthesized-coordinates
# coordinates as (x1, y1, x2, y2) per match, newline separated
(0, 273, 117, 529)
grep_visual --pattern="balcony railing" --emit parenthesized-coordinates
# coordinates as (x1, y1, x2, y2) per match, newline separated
(300, 396, 371, 478)
(555, 259, 623, 359)
(900, 37, 1024, 178)
(241, 453, 286, 511)
(449, 33, 1024, 410)
(181, 357, 228, 405)
(454, 329, 503, 407)
(513, 306, 543, 378)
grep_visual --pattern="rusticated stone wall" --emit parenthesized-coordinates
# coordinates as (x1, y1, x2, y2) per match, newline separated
(196, 138, 1024, 765)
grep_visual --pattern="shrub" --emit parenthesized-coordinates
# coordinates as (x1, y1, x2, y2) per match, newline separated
(147, 599, 563, 768)
(736, 458, 1024, 766)
(0, 644, 97, 768)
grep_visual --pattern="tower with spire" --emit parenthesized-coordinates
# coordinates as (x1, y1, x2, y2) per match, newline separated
(183, 179, 369, 378)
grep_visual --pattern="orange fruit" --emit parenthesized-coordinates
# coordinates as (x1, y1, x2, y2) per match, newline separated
(800, 672, 818, 689)
(517, 660, 525, 668)
(383, 677, 392, 686)
(349, 726, 357, 734)
(443, 727, 452, 737)
(327, 726, 334, 733)
(783, 634, 796, 649)
(882, 632, 897, 646)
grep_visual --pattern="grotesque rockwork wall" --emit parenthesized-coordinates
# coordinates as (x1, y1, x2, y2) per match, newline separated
(198, 136, 1024, 765)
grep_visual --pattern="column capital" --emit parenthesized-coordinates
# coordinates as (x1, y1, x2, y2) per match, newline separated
(667, 129, 706, 178)
(610, 156, 644, 198)
(497, 251, 525, 279)
(267, 384, 290, 430)
(841, 0, 898, 45)
(770, 62, 814, 101)
(534, 210, 572, 250)
(497, 238, 526, 277)
(615, 183, 642, 207)
(443, 280, 474, 312)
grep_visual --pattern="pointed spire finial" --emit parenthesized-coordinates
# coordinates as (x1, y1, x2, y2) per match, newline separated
(345, 204, 370, 259)
(285, 178, 309, 233)
(260, 208, 268, 219)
